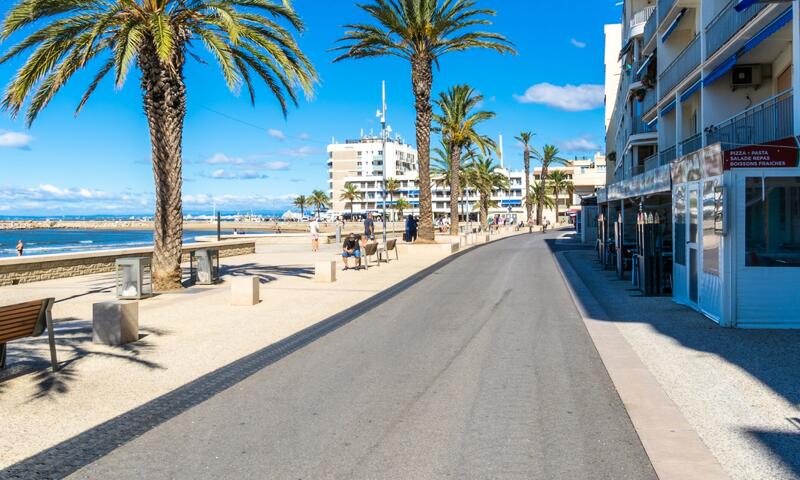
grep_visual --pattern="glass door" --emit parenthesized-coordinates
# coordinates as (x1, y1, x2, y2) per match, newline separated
(687, 183, 700, 303)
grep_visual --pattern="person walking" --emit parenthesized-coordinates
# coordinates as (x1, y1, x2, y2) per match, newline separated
(16, 239, 24, 256)
(363, 213, 375, 244)
(309, 218, 320, 252)
(335, 216, 344, 245)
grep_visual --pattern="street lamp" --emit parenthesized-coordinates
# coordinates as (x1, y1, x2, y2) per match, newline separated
(376, 80, 389, 245)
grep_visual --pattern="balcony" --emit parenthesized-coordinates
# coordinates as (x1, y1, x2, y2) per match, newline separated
(642, 88, 657, 115)
(643, 7, 658, 47)
(705, 0, 767, 58)
(658, 0, 678, 26)
(659, 35, 701, 100)
(628, 5, 656, 38)
(706, 90, 793, 150)
(659, 145, 677, 165)
(679, 133, 702, 156)
(644, 152, 660, 171)
(632, 115, 657, 135)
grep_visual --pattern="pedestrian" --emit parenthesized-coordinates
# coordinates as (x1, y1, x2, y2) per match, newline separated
(16, 239, 24, 256)
(409, 215, 418, 242)
(309, 217, 320, 252)
(335, 215, 344, 245)
(364, 213, 375, 243)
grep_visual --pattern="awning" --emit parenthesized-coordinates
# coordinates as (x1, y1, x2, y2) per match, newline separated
(636, 54, 654, 77)
(680, 80, 702, 100)
(739, 7, 792, 56)
(704, 55, 737, 87)
(618, 39, 633, 60)
(734, 0, 757, 12)
(661, 100, 677, 115)
(661, 8, 687, 43)
(647, 117, 659, 127)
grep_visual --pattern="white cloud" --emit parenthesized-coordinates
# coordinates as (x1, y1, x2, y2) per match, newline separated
(262, 161, 290, 171)
(298, 132, 311, 141)
(0, 184, 150, 212)
(205, 153, 245, 165)
(514, 83, 604, 112)
(268, 129, 286, 141)
(0, 131, 33, 149)
(562, 137, 601, 152)
(570, 38, 587, 48)
(205, 169, 269, 180)
(182, 193, 295, 211)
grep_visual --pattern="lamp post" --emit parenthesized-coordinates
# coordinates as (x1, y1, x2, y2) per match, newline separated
(377, 81, 389, 245)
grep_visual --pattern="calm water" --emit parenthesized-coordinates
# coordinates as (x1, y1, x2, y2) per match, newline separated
(0, 229, 264, 258)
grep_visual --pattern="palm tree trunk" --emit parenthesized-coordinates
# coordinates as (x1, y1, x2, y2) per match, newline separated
(537, 165, 550, 226)
(449, 146, 462, 236)
(554, 190, 560, 225)
(480, 195, 489, 231)
(524, 149, 531, 223)
(139, 43, 186, 291)
(412, 57, 434, 242)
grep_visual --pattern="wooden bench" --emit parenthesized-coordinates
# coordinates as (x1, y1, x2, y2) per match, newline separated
(362, 242, 380, 269)
(0, 298, 58, 372)
(378, 239, 399, 263)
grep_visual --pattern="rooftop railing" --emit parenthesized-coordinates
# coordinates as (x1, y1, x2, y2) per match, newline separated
(659, 35, 701, 100)
(706, 89, 794, 150)
(658, 0, 678, 26)
(705, 0, 767, 58)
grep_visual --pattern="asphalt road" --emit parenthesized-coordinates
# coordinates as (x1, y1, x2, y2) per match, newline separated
(70, 233, 657, 480)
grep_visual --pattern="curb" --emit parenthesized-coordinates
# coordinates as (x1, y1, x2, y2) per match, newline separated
(553, 250, 730, 480)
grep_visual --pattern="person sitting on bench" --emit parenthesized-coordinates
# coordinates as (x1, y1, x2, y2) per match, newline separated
(342, 233, 362, 270)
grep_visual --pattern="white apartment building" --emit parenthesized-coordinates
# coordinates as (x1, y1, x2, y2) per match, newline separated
(601, 0, 800, 328)
(328, 132, 607, 224)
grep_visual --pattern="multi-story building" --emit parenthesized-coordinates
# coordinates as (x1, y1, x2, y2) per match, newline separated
(601, 0, 800, 328)
(328, 131, 607, 224)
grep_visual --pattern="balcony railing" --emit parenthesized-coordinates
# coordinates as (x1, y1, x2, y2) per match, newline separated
(706, 90, 794, 150)
(642, 88, 657, 115)
(679, 133, 703, 156)
(632, 114, 657, 135)
(659, 35, 701, 99)
(631, 5, 656, 31)
(643, 153, 660, 171)
(644, 6, 658, 46)
(705, 0, 767, 58)
(659, 145, 677, 165)
(658, 0, 677, 26)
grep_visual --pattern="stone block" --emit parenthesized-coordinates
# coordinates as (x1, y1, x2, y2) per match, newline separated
(315, 261, 337, 283)
(93, 301, 139, 346)
(231, 276, 260, 306)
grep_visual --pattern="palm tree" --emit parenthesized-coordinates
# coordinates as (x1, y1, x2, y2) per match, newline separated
(515, 131, 535, 223)
(393, 198, 411, 219)
(548, 170, 574, 225)
(339, 184, 362, 217)
(527, 181, 555, 223)
(293, 195, 311, 218)
(532, 145, 566, 226)
(434, 85, 496, 235)
(310, 190, 331, 218)
(0, 0, 317, 290)
(384, 177, 401, 221)
(465, 155, 508, 230)
(334, 0, 515, 242)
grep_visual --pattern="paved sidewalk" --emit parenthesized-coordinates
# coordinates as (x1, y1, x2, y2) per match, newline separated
(0, 236, 502, 471)
(561, 248, 800, 480)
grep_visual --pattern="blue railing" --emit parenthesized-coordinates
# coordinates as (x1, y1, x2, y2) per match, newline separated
(644, 6, 658, 45)
(706, 90, 793, 150)
(679, 133, 703, 156)
(658, 0, 678, 26)
(659, 145, 677, 165)
(659, 36, 701, 99)
(705, 0, 767, 58)
(642, 88, 657, 115)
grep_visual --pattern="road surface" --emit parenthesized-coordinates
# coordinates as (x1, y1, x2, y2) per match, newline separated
(70, 232, 656, 479)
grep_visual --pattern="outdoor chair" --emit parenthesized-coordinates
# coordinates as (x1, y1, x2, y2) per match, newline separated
(378, 239, 399, 263)
(363, 242, 380, 269)
(0, 298, 58, 372)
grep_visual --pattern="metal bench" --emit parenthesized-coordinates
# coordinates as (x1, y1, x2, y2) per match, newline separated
(378, 239, 399, 263)
(0, 298, 58, 372)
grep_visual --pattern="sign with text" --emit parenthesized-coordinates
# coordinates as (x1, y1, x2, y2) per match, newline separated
(724, 138, 798, 169)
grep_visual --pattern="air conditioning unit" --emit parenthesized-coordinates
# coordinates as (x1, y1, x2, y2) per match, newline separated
(731, 65, 762, 89)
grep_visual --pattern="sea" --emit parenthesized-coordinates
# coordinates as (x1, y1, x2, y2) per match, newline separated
(0, 230, 259, 258)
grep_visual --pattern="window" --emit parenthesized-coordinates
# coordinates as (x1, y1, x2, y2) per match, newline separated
(703, 180, 720, 276)
(674, 186, 686, 265)
(745, 177, 800, 267)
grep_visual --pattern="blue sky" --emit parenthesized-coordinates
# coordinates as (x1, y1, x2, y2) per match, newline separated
(0, 0, 621, 215)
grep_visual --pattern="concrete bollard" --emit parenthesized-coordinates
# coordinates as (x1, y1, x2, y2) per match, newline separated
(93, 301, 139, 346)
(315, 261, 337, 283)
(231, 276, 260, 306)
